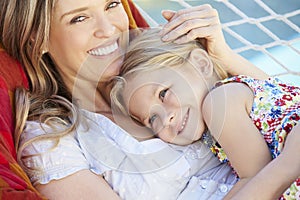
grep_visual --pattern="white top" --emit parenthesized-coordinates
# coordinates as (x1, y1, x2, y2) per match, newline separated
(20, 110, 238, 200)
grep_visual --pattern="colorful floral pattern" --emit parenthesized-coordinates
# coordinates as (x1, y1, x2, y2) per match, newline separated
(202, 75, 300, 199)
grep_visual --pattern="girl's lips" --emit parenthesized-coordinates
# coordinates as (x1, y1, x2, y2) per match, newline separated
(177, 108, 190, 135)
(87, 41, 119, 56)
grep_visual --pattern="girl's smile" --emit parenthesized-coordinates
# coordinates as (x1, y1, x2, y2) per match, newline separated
(177, 108, 190, 135)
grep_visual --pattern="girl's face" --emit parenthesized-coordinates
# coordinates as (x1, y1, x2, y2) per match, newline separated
(122, 63, 210, 146)
(48, 0, 129, 84)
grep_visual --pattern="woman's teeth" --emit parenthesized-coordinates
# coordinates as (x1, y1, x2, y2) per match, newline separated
(88, 42, 118, 56)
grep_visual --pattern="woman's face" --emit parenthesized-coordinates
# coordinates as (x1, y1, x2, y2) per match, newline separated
(48, 0, 129, 84)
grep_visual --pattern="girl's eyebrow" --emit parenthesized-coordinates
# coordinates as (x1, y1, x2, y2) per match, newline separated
(130, 114, 145, 126)
(60, 7, 88, 21)
(143, 84, 160, 124)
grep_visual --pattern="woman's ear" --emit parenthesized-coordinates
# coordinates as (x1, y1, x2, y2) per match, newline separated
(188, 48, 213, 78)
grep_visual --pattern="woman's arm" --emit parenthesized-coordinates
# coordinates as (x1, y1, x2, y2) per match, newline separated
(36, 170, 120, 200)
(20, 122, 121, 200)
(160, 4, 268, 80)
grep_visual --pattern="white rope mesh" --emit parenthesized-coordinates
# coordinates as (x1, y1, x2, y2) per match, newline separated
(221, 0, 300, 79)
(133, 0, 300, 86)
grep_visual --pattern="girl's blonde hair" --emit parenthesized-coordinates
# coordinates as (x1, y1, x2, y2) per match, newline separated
(0, 0, 79, 171)
(111, 28, 228, 116)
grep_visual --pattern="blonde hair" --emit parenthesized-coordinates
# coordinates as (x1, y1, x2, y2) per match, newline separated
(0, 0, 79, 171)
(111, 28, 228, 116)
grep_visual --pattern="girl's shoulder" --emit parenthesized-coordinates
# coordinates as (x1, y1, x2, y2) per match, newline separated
(202, 76, 255, 137)
(204, 76, 254, 112)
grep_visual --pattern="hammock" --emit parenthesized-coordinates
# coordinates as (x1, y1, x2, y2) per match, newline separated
(134, 0, 300, 86)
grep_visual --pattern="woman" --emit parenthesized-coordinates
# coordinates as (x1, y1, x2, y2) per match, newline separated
(0, 0, 267, 199)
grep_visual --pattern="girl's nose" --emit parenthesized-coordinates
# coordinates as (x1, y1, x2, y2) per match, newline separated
(94, 16, 116, 38)
(164, 111, 176, 127)
(155, 110, 176, 138)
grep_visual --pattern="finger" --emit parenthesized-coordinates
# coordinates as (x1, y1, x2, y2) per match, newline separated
(173, 25, 219, 44)
(161, 6, 218, 37)
(160, 10, 176, 35)
(161, 10, 176, 21)
(162, 16, 219, 41)
(172, 4, 213, 17)
(162, 4, 214, 30)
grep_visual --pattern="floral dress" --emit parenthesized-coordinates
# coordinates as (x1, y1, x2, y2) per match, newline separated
(202, 75, 300, 199)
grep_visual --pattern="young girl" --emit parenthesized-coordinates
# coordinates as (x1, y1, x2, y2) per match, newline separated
(111, 28, 300, 199)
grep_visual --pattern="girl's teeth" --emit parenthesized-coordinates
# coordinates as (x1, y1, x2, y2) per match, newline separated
(179, 111, 188, 133)
(88, 42, 118, 56)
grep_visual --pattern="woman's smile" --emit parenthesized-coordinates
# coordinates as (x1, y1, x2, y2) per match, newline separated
(88, 39, 120, 57)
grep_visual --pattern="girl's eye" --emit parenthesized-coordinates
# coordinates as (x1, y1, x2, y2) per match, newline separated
(107, 1, 121, 10)
(70, 16, 87, 24)
(159, 88, 168, 101)
(149, 114, 157, 125)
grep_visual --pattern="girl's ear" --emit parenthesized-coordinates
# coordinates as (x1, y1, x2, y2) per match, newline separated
(188, 48, 213, 78)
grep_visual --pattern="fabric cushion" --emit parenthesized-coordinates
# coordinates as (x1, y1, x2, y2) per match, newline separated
(0, 48, 44, 199)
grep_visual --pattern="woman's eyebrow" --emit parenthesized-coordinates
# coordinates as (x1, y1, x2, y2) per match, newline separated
(59, 0, 113, 21)
(60, 7, 88, 21)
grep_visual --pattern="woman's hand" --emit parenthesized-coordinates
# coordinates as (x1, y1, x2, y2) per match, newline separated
(161, 4, 268, 79)
(160, 4, 230, 62)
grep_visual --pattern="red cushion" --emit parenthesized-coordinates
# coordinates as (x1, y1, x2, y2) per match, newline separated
(0, 49, 44, 199)
(127, 0, 149, 28)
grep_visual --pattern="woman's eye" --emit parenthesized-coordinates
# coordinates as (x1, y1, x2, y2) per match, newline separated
(107, 1, 121, 10)
(159, 89, 168, 101)
(70, 16, 87, 24)
(149, 114, 157, 125)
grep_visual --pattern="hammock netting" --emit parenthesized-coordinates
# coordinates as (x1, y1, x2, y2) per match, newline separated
(134, 0, 300, 86)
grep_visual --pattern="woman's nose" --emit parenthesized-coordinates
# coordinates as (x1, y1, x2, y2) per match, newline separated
(94, 16, 116, 38)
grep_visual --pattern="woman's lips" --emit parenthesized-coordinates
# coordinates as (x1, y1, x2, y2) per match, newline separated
(87, 41, 118, 56)
(177, 108, 190, 135)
